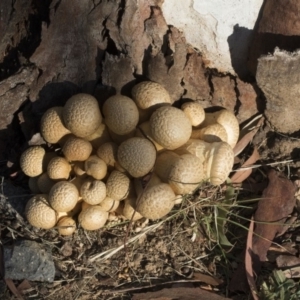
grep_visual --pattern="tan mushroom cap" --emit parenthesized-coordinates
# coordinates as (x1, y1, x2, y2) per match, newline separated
(73, 161, 86, 176)
(118, 137, 156, 178)
(103, 95, 139, 135)
(20, 146, 45, 177)
(25, 194, 57, 229)
(40, 107, 71, 144)
(131, 81, 171, 109)
(84, 155, 107, 180)
(191, 123, 228, 143)
(85, 123, 112, 149)
(37, 172, 56, 193)
(178, 139, 234, 185)
(48, 181, 79, 212)
(168, 154, 204, 194)
(47, 156, 71, 180)
(96, 142, 118, 169)
(201, 109, 239, 148)
(181, 102, 205, 127)
(57, 216, 76, 236)
(150, 106, 192, 150)
(62, 136, 92, 161)
(106, 170, 130, 201)
(63, 93, 102, 138)
(122, 198, 143, 221)
(133, 173, 162, 197)
(154, 151, 180, 182)
(80, 179, 106, 205)
(78, 206, 108, 230)
(99, 196, 119, 212)
(136, 183, 176, 220)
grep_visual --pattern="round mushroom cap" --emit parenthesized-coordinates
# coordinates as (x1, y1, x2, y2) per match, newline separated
(202, 109, 239, 148)
(106, 170, 130, 201)
(103, 95, 139, 135)
(96, 142, 118, 168)
(40, 107, 71, 144)
(181, 102, 205, 127)
(85, 123, 112, 149)
(63, 93, 102, 138)
(154, 151, 180, 182)
(150, 106, 192, 150)
(37, 172, 56, 193)
(84, 155, 107, 180)
(80, 179, 106, 205)
(78, 206, 108, 230)
(47, 156, 71, 180)
(57, 216, 76, 236)
(136, 183, 176, 220)
(99, 196, 119, 212)
(131, 81, 171, 109)
(62, 136, 92, 161)
(48, 181, 79, 212)
(20, 146, 45, 177)
(25, 194, 57, 229)
(168, 154, 204, 194)
(118, 137, 156, 178)
(191, 123, 228, 143)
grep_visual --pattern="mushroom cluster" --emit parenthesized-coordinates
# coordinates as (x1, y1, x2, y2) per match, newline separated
(20, 81, 239, 234)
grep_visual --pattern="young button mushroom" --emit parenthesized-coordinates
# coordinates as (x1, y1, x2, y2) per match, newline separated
(168, 154, 204, 195)
(85, 123, 112, 149)
(181, 101, 205, 127)
(106, 170, 130, 201)
(25, 194, 57, 229)
(103, 95, 139, 135)
(150, 106, 192, 150)
(57, 216, 76, 236)
(118, 137, 156, 178)
(63, 93, 102, 138)
(20, 146, 46, 177)
(47, 156, 71, 180)
(78, 206, 108, 230)
(48, 181, 79, 212)
(62, 136, 92, 162)
(84, 155, 107, 180)
(40, 107, 71, 144)
(99, 196, 119, 212)
(201, 109, 239, 148)
(131, 81, 171, 109)
(136, 183, 176, 220)
(96, 142, 118, 170)
(80, 179, 106, 205)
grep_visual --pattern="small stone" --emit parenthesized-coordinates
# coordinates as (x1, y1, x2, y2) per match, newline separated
(4, 240, 55, 282)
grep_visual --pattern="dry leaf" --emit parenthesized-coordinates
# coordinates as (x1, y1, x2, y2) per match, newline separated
(192, 273, 223, 286)
(231, 146, 260, 184)
(132, 287, 230, 300)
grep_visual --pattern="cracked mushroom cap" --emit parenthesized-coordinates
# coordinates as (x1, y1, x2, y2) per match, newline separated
(84, 155, 107, 180)
(131, 81, 171, 109)
(78, 206, 108, 230)
(150, 106, 192, 150)
(168, 154, 204, 194)
(25, 194, 57, 229)
(106, 170, 130, 201)
(181, 102, 205, 127)
(118, 137, 156, 178)
(62, 93, 102, 138)
(80, 179, 106, 205)
(103, 95, 139, 135)
(62, 136, 92, 161)
(47, 156, 71, 180)
(57, 216, 76, 236)
(136, 183, 176, 220)
(20, 146, 46, 177)
(48, 181, 79, 212)
(40, 107, 71, 144)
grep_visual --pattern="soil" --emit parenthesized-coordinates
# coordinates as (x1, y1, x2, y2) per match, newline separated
(1, 1, 300, 299)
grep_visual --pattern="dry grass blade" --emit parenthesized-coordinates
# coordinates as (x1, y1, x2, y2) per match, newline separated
(245, 217, 259, 300)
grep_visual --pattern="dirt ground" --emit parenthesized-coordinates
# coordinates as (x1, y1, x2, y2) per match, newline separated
(2, 1, 300, 300)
